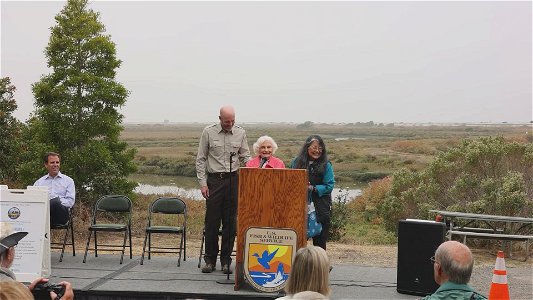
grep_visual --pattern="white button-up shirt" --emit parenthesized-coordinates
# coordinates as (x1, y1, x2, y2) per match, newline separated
(34, 171, 75, 208)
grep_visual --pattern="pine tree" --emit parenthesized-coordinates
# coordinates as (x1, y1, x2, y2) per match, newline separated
(29, 0, 137, 204)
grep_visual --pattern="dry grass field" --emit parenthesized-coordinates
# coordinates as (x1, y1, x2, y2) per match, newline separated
(121, 122, 530, 186)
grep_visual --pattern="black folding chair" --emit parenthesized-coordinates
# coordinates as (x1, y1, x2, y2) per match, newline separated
(83, 195, 132, 264)
(50, 207, 75, 262)
(141, 197, 187, 266)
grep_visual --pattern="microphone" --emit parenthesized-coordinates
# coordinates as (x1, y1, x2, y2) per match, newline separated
(230, 152, 236, 157)
(259, 157, 268, 168)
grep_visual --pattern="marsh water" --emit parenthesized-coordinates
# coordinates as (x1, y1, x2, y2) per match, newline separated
(132, 174, 362, 201)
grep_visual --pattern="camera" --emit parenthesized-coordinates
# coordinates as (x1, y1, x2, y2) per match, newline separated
(32, 282, 65, 300)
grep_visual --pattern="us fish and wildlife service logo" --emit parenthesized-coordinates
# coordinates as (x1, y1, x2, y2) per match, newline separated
(244, 227, 297, 292)
(7, 207, 21, 219)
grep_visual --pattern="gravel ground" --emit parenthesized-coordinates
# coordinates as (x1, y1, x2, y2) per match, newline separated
(327, 242, 398, 266)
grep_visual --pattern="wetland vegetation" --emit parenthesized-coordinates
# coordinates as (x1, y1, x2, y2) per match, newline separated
(120, 122, 531, 245)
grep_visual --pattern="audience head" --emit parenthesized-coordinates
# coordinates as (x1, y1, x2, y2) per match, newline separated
(253, 135, 279, 158)
(291, 291, 329, 299)
(0, 222, 28, 269)
(0, 281, 34, 300)
(433, 241, 474, 285)
(284, 245, 331, 297)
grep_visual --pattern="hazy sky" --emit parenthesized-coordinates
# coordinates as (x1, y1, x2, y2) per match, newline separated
(2, 0, 532, 124)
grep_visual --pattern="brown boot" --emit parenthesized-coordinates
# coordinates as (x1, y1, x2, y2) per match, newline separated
(222, 264, 232, 274)
(201, 263, 215, 273)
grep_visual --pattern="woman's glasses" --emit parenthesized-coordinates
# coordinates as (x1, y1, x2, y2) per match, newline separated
(308, 146, 323, 152)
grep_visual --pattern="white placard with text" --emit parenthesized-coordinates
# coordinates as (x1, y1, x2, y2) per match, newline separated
(0, 185, 50, 282)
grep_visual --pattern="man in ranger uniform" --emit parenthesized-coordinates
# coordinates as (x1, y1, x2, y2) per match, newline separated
(196, 105, 250, 274)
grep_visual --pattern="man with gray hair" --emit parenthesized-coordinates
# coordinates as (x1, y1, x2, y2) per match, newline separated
(421, 241, 486, 300)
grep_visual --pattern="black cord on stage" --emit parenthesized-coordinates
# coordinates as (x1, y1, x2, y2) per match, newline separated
(331, 282, 397, 288)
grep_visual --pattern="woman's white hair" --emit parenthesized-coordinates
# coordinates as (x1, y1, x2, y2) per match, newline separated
(252, 135, 278, 155)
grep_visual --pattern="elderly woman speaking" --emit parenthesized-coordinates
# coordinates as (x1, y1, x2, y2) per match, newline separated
(246, 135, 285, 168)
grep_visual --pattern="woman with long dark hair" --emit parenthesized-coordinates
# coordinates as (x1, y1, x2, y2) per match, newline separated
(290, 135, 335, 250)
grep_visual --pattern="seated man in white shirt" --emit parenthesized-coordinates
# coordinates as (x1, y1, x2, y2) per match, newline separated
(34, 152, 75, 226)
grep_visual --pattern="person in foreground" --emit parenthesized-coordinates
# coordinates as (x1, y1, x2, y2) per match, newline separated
(0, 281, 34, 300)
(0, 222, 74, 299)
(246, 135, 285, 168)
(421, 241, 487, 300)
(277, 245, 331, 299)
(0, 222, 25, 282)
(290, 135, 335, 250)
(34, 152, 75, 226)
(196, 105, 251, 274)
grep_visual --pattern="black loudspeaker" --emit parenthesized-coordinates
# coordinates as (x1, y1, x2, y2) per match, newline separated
(397, 219, 446, 296)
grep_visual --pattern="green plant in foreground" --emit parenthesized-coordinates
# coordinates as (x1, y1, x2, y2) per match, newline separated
(330, 188, 351, 241)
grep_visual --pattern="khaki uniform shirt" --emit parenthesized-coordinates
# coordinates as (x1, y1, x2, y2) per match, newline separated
(196, 123, 251, 187)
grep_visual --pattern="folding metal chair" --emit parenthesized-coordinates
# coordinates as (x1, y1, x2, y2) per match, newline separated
(82, 195, 132, 264)
(50, 207, 75, 262)
(141, 197, 187, 266)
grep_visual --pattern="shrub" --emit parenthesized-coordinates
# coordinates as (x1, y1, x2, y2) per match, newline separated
(349, 177, 392, 224)
(381, 136, 533, 233)
(330, 189, 352, 241)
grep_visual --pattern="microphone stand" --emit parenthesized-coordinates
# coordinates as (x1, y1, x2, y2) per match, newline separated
(217, 151, 236, 285)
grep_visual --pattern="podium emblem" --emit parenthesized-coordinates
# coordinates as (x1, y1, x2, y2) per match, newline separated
(244, 227, 297, 292)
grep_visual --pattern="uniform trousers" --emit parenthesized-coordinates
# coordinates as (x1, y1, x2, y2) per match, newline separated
(204, 172, 238, 266)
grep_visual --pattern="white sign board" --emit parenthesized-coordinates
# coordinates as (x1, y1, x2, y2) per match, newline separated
(0, 185, 50, 282)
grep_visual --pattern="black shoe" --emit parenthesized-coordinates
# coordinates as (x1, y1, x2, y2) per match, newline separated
(201, 263, 215, 273)
(222, 264, 233, 274)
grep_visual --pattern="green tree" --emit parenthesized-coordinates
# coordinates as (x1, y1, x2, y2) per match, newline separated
(0, 77, 24, 186)
(26, 0, 137, 204)
(381, 136, 533, 232)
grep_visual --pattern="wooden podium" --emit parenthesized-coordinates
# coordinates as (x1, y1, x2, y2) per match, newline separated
(234, 168, 308, 290)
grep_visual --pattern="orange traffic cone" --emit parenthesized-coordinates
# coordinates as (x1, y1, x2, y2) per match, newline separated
(488, 250, 510, 300)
